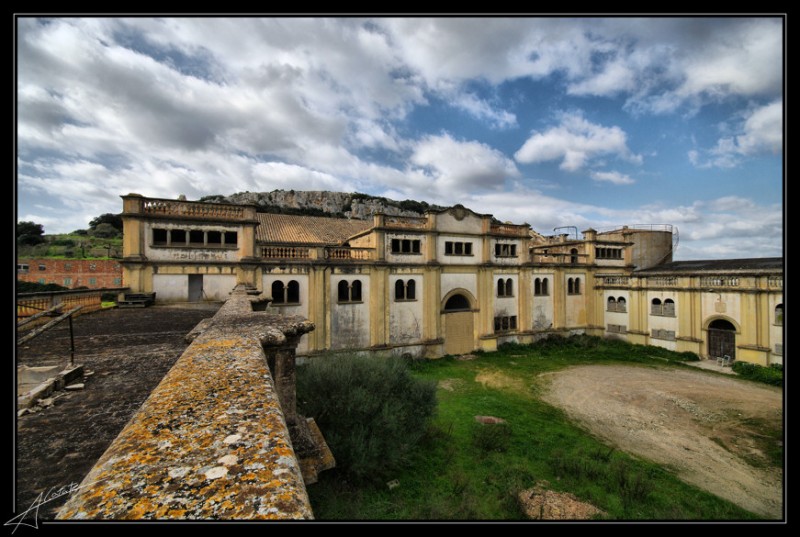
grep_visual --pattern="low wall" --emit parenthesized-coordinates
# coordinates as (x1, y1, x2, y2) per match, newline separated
(57, 285, 328, 520)
(17, 288, 128, 328)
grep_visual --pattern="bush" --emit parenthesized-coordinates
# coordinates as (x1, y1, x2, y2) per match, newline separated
(472, 422, 512, 454)
(732, 361, 783, 386)
(296, 354, 437, 482)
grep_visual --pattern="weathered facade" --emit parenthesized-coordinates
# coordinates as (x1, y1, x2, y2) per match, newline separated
(17, 258, 123, 289)
(120, 194, 784, 366)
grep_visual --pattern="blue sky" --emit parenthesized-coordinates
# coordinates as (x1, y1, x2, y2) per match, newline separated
(16, 17, 784, 259)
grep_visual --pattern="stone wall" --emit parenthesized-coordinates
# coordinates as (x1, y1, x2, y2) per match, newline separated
(56, 285, 332, 520)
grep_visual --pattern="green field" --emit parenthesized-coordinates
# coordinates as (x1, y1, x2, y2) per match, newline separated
(304, 337, 769, 520)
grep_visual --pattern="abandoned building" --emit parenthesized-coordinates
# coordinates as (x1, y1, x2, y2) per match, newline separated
(17, 258, 123, 289)
(119, 194, 783, 366)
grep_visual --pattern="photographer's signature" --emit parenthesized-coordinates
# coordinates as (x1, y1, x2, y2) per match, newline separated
(5, 479, 106, 533)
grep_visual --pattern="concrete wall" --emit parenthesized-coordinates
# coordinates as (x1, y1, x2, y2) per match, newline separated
(153, 274, 236, 302)
(604, 290, 630, 340)
(330, 274, 371, 350)
(769, 293, 784, 365)
(440, 272, 478, 303)
(143, 222, 241, 263)
(531, 274, 554, 330)
(490, 238, 525, 266)
(565, 272, 587, 327)
(385, 233, 427, 265)
(436, 235, 481, 265)
(388, 274, 424, 345)
(262, 271, 310, 354)
(493, 273, 519, 318)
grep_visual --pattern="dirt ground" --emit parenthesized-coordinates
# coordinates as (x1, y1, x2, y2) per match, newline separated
(540, 364, 783, 519)
(15, 304, 219, 519)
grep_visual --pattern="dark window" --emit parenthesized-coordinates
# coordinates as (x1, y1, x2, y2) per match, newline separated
(113, 278, 122, 286)
(17, 264, 29, 273)
(534, 278, 541, 296)
(391, 238, 421, 254)
(395, 279, 417, 301)
(495, 243, 517, 257)
(445, 241, 473, 256)
(224, 231, 238, 246)
(444, 294, 470, 311)
(607, 297, 617, 311)
(287, 280, 300, 304)
(497, 278, 513, 297)
(153, 228, 168, 246)
(494, 315, 518, 333)
(272, 281, 286, 304)
(338, 280, 362, 303)
(207, 231, 222, 245)
(651, 298, 662, 316)
(189, 230, 204, 246)
(38, 264, 46, 271)
(570, 248, 579, 264)
(775, 304, 783, 325)
(542, 278, 548, 295)
(568, 277, 581, 295)
(663, 299, 675, 317)
(64, 278, 72, 286)
(172, 229, 187, 244)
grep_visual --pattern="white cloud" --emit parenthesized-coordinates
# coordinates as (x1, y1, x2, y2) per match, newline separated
(409, 133, 520, 194)
(451, 93, 517, 129)
(689, 100, 783, 169)
(590, 171, 635, 185)
(515, 112, 641, 171)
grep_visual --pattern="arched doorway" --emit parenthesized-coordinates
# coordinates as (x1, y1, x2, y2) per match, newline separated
(443, 292, 474, 355)
(708, 319, 736, 360)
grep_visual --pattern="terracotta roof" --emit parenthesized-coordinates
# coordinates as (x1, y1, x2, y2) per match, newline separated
(636, 257, 783, 274)
(255, 213, 373, 245)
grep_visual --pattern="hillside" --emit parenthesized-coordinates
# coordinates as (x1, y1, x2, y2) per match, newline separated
(198, 190, 444, 220)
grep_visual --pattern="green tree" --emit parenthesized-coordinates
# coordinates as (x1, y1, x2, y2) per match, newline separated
(89, 213, 123, 232)
(89, 222, 120, 238)
(17, 221, 45, 245)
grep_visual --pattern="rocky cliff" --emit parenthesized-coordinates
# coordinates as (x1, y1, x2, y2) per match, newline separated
(199, 191, 443, 220)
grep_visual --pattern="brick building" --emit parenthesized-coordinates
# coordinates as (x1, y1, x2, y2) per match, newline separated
(17, 258, 123, 289)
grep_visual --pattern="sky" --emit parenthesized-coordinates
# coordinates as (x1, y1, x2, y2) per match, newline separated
(16, 16, 784, 260)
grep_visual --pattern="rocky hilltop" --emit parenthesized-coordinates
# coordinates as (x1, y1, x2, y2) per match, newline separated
(198, 190, 444, 220)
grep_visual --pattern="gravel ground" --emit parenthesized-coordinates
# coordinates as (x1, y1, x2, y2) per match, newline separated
(540, 364, 783, 519)
(15, 304, 219, 519)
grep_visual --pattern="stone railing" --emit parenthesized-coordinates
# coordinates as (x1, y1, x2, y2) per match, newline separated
(648, 276, 679, 287)
(262, 246, 311, 259)
(768, 276, 783, 289)
(324, 247, 372, 261)
(602, 276, 630, 286)
(57, 285, 333, 520)
(142, 199, 246, 221)
(700, 276, 740, 288)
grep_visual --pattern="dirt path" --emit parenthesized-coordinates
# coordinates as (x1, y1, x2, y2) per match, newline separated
(540, 364, 783, 519)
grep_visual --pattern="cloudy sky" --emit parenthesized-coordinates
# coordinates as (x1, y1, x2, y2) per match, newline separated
(16, 17, 784, 259)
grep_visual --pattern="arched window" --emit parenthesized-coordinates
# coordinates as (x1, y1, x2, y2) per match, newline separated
(617, 297, 626, 313)
(395, 279, 417, 301)
(568, 278, 574, 294)
(775, 304, 783, 325)
(651, 298, 662, 316)
(542, 278, 548, 295)
(607, 296, 617, 311)
(351, 280, 362, 302)
(337, 280, 350, 302)
(497, 278, 513, 297)
(663, 298, 675, 317)
(574, 278, 581, 294)
(272, 281, 286, 304)
(534, 278, 542, 296)
(444, 294, 470, 312)
(395, 279, 405, 301)
(570, 248, 579, 264)
(286, 280, 300, 304)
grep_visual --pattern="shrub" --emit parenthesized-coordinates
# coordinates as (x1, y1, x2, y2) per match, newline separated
(732, 361, 783, 386)
(296, 354, 437, 482)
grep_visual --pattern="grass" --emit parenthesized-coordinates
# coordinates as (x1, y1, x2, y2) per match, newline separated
(306, 336, 770, 520)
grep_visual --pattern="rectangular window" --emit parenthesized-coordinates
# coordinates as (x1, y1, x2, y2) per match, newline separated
(495, 243, 517, 257)
(391, 238, 421, 254)
(607, 324, 627, 334)
(596, 247, 623, 259)
(172, 229, 187, 245)
(17, 264, 28, 273)
(775, 344, 783, 355)
(38, 278, 46, 284)
(113, 278, 122, 286)
(207, 231, 222, 246)
(494, 315, 518, 333)
(445, 241, 473, 256)
(189, 230, 205, 246)
(153, 228, 168, 246)
(88, 277, 97, 286)
(38, 264, 46, 271)
(224, 231, 238, 246)
(64, 278, 72, 286)
(64, 263, 72, 271)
